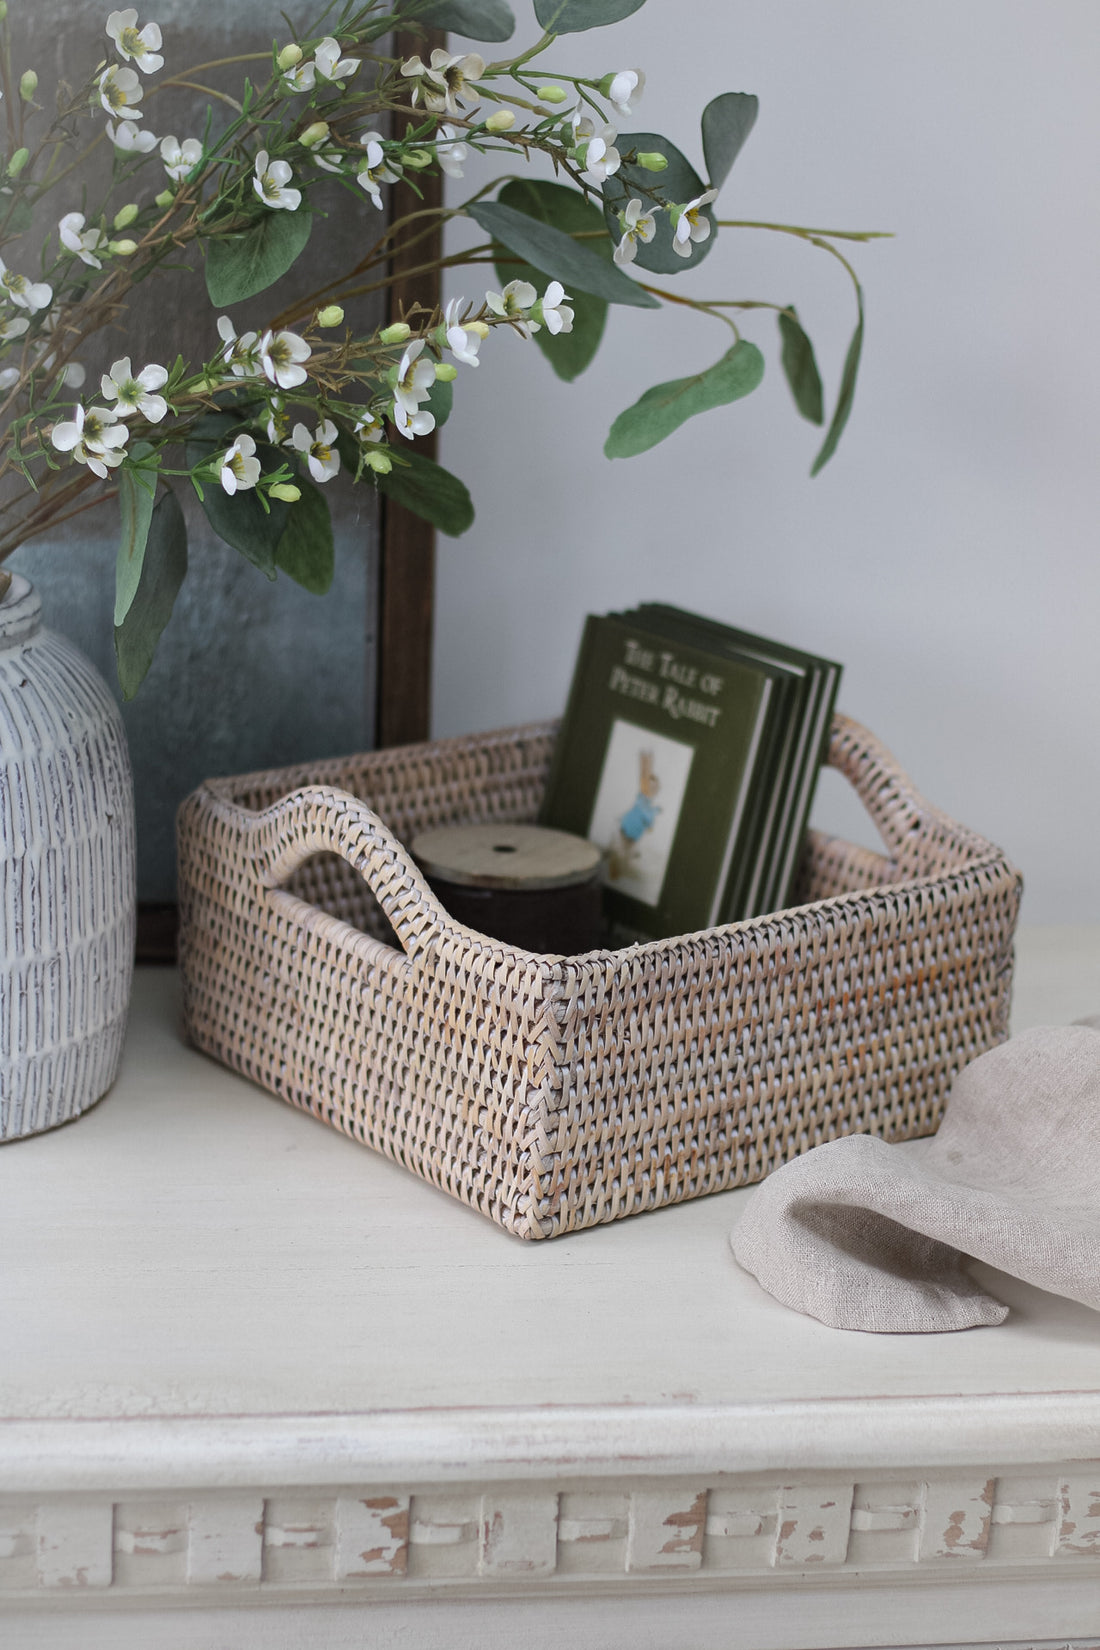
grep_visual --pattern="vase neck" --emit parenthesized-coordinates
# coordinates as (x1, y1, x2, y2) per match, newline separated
(0, 573, 42, 650)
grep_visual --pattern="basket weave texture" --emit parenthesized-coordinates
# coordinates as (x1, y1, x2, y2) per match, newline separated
(177, 715, 1022, 1240)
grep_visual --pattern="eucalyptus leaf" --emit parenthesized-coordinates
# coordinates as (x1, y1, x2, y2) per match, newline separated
(701, 92, 758, 190)
(777, 307, 824, 426)
(114, 486, 187, 700)
(205, 208, 313, 307)
(275, 475, 334, 594)
(468, 200, 658, 308)
(604, 339, 765, 458)
(375, 448, 474, 535)
(811, 290, 863, 475)
(186, 412, 290, 574)
(396, 0, 516, 39)
(495, 180, 611, 380)
(603, 132, 714, 274)
(114, 441, 159, 627)
(534, 0, 646, 33)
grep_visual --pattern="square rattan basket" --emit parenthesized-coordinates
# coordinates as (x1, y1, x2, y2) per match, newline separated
(177, 715, 1022, 1240)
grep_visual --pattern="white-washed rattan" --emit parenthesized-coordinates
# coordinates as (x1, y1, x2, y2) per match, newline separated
(177, 715, 1022, 1240)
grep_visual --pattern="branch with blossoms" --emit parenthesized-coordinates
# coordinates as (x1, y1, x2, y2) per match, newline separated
(0, 0, 889, 695)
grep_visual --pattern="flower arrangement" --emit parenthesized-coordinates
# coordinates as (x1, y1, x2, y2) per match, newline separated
(0, 0, 885, 695)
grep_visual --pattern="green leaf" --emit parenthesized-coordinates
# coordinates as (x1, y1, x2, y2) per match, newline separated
(602, 132, 714, 274)
(495, 180, 610, 381)
(534, 0, 646, 32)
(777, 306, 824, 426)
(114, 441, 159, 627)
(186, 412, 289, 574)
(375, 448, 474, 536)
(275, 475, 334, 594)
(811, 290, 864, 475)
(425, 371, 453, 429)
(701, 92, 758, 190)
(604, 339, 765, 458)
(396, 0, 516, 39)
(114, 486, 187, 700)
(205, 208, 313, 306)
(468, 200, 658, 308)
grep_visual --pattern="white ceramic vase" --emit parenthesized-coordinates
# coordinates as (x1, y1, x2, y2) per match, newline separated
(0, 573, 136, 1139)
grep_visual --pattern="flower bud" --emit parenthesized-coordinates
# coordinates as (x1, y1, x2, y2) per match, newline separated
(403, 149, 432, 169)
(484, 110, 515, 133)
(107, 238, 138, 256)
(113, 202, 139, 230)
(636, 150, 668, 172)
(466, 320, 490, 339)
(316, 304, 344, 328)
(270, 482, 301, 502)
(154, 189, 175, 208)
(277, 43, 303, 71)
(364, 448, 392, 474)
(537, 85, 567, 104)
(379, 321, 411, 345)
(433, 361, 457, 382)
(298, 120, 330, 149)
(19, 71, 38, 102)
(7, 147, 29, 178)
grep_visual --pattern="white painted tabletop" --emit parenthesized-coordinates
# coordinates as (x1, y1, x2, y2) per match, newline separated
(1, 926, 1098, 1428)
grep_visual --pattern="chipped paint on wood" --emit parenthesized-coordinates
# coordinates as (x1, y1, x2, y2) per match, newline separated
(335, 1494, 410, 1577)
(477, 1493, 558, 1577)
(35, 1501, 113, 1589)
(772, 1483, 854, 1567)
(116, 1520, 187, 1556)
(186, 1496, 264, 1585)
(626, 1489, 707, 1572)
(919, 1478, 994, 1561)
(1057, 1479, 1100, 1556)
(558, 1515, 628, 1543)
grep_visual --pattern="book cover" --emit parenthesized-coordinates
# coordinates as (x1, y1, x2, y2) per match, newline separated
(539, 614, 780, 942)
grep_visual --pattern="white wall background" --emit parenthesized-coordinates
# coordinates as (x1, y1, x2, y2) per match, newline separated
(434, 0, 1100, 924)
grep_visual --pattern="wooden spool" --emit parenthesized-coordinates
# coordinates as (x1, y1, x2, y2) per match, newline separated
(410, 822, 603, 955)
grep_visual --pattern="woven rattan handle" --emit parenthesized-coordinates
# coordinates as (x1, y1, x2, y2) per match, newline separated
(827, 713, 942, 876)
(249, 785, 452, 959)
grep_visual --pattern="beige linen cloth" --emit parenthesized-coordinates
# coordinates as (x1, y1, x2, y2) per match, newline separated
(730, 1021, 1100, 1332)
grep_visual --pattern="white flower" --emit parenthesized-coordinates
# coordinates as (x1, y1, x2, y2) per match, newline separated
(106, 10, 164, 73)
(356, 131, 397, 209)
(485, 279, 537, 337)
(605, 69, 645, 118)
(536, 280, 574, 336)
(570, 110, 597, 144)
(314, 37, 358, 85)
(393, 399, 435, 440)
(216, 314, 261, 378)
(62, 362, 86, 389)
(59, 211, 109, 269)
(354, 409, 385, 444)
(106, 118, 157, 153)
(98, 64, 145, 122)
(393, 339, 436, 418)
(218, 432, 261, 495)
(671, 189, 718, 258)
(0, 367, 19, 391)
(444, 298, 481, 367)
(613, 198, 657, 266)
(100, 356, 168, 421)
(402, 49, 484, 116)
(253, 149, 301, 211)
(289, 417, 340, 483)
(0, 314, 29, 343)
(281, 60, 316, 93)
(0, 257, 51, 313)
(265, 397, 288, 444)
(435, 124, 468, 180)
(160, 134, 202, 182)
(259, 328, 310, 389)
(50, 403, 129, 478)
(579, 129, 620, 184)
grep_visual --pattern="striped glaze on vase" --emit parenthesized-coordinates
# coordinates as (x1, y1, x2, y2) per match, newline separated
(0, 573, 136, 1139)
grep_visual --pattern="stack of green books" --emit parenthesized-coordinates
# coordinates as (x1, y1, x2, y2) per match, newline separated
(539, 605, 842, 944)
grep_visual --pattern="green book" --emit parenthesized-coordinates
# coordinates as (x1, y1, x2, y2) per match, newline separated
(539, 614, 783, 942)
(634, 605, 842, 915)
